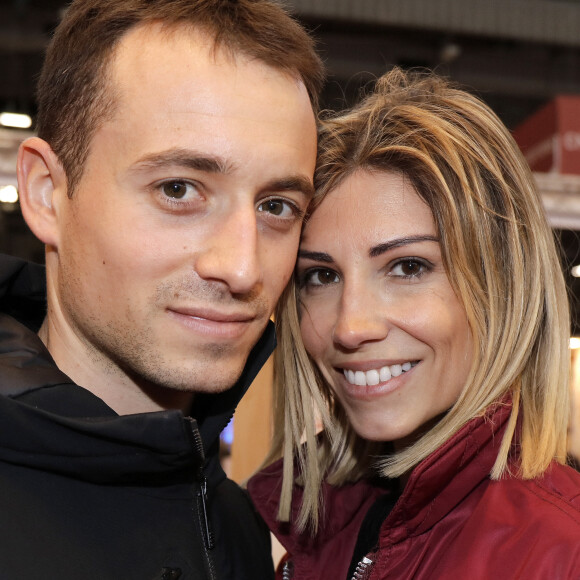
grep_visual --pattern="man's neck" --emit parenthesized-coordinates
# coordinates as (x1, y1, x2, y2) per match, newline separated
(38, 319, 194, 416)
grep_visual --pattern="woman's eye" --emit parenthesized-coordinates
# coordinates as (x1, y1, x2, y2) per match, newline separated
(391, 259, 427, 278)
(160, 181, 197, 200)
(301, 268, 340, 288)
(257, 198, 297, 219)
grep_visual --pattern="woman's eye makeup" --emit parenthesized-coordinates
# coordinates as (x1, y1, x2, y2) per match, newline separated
(298, 268, 340, 288)
(389, 257, 431, 279)
(298, 256, 433, 290)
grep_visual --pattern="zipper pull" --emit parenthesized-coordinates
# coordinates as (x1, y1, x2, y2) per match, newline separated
(198, 475, 215, 551)
(352, 556, 374, 580)
(187, 419, 215, 552)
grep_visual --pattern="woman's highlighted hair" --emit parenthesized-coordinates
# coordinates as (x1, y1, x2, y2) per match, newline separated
(264, 67, 571, 533)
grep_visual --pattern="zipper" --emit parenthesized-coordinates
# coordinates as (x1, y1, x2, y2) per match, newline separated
(198, 474, 214, 550)
(188, 418, 217, 580)
(351, 556, 374, 580)
(282, 559, 294, 580)
(282, 555, 374, 580)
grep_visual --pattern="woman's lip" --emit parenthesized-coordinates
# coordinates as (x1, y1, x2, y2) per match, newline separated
(336, 361, 419, 398)
(335, 360, 419, 372)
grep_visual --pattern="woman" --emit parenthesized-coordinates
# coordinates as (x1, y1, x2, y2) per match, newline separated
(248, 68, 580, 579)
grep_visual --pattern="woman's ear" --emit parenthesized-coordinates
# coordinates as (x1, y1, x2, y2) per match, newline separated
(17, 137, 68, 248)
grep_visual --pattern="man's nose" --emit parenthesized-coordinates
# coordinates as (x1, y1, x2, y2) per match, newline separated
(195, 207, 262, 295)
(332, 283, 389, 350)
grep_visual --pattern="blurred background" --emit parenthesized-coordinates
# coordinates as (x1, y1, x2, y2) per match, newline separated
(2, 0, 580, 477)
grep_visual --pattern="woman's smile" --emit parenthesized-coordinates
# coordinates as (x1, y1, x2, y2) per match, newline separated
(341, 361, 417, 387)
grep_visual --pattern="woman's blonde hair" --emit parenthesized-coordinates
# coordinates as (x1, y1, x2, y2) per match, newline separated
(264, 67, 571, 533)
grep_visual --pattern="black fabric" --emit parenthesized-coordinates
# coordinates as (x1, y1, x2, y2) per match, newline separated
(346, 479, 400, 580)
(0, 254, 276, 580)
(0, 254, 46, 332)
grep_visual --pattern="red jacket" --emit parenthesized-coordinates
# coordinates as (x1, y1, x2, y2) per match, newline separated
(248, 403, 580, 579)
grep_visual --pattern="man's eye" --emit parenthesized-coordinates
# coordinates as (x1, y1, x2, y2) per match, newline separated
(161, 181, 195, 199)
(257, 199, 296, 218)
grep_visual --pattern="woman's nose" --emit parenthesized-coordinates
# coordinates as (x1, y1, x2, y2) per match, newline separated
(332, 284, 389, 350)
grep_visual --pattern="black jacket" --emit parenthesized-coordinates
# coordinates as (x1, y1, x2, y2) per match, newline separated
(0, 254, 275, 580)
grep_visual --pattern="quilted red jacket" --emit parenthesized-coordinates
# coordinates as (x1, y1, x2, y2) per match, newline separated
(248, 403, 580, 579)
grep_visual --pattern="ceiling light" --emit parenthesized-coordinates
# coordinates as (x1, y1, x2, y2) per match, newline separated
(0, 185, 18, 204)
(0, 112, 32, 129)
(439, 42, 462, 63)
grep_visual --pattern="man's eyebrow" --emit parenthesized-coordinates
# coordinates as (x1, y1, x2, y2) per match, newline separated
(369, 235, 439, 258)
(129, 148, 233, 174)
(263, 176, 315, 200)
(298, 250, 334, 263)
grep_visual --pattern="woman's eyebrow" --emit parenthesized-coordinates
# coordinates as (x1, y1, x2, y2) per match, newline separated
(297, 250, 334, 263)
(369, 235, 439, 258)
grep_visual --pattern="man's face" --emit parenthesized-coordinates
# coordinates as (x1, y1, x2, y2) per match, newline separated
(52, 24, 317, 397)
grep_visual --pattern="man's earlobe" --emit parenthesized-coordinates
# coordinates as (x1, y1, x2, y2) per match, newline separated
(17, 137, 68, 247)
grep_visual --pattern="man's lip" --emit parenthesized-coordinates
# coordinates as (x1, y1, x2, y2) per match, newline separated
(167, 306, 256, 323)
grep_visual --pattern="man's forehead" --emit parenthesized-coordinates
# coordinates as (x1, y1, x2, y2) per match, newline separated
(102, 20, 314, 131)
(112, 21, 217, 71)
(102, 24, 243, 132)
(110, 20, 306, 102)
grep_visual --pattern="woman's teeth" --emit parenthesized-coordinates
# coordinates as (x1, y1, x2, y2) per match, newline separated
(343, 362, 416, 386)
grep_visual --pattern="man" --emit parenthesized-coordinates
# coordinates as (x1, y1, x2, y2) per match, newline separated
(0, 0, 322, 578)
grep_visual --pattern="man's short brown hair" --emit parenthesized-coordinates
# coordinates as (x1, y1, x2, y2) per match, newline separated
(36, 0, 324, 193)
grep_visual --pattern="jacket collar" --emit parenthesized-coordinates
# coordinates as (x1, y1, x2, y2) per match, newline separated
(249, 401, 512, 553)
(383, 401, 511, 540)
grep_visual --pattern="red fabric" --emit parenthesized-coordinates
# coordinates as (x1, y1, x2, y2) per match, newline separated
(248, 403, 580, 579)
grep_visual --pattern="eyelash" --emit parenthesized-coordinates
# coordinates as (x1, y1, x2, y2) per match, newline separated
(150, 180, 305, 222)
(153, 179, 202, 208)
(257, 197, 305, 221)
(297, 267, 339, 289)
(298, 257, 432, 289)
(389, 257, 431, 279)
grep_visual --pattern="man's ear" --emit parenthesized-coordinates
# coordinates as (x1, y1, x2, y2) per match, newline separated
(17, 137, 68, 248)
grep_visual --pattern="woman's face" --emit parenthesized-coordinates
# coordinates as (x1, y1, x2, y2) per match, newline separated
(298, 170, 473, 446)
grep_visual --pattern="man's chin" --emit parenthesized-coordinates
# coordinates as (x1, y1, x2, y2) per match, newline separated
(155, 360, 249, 395)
